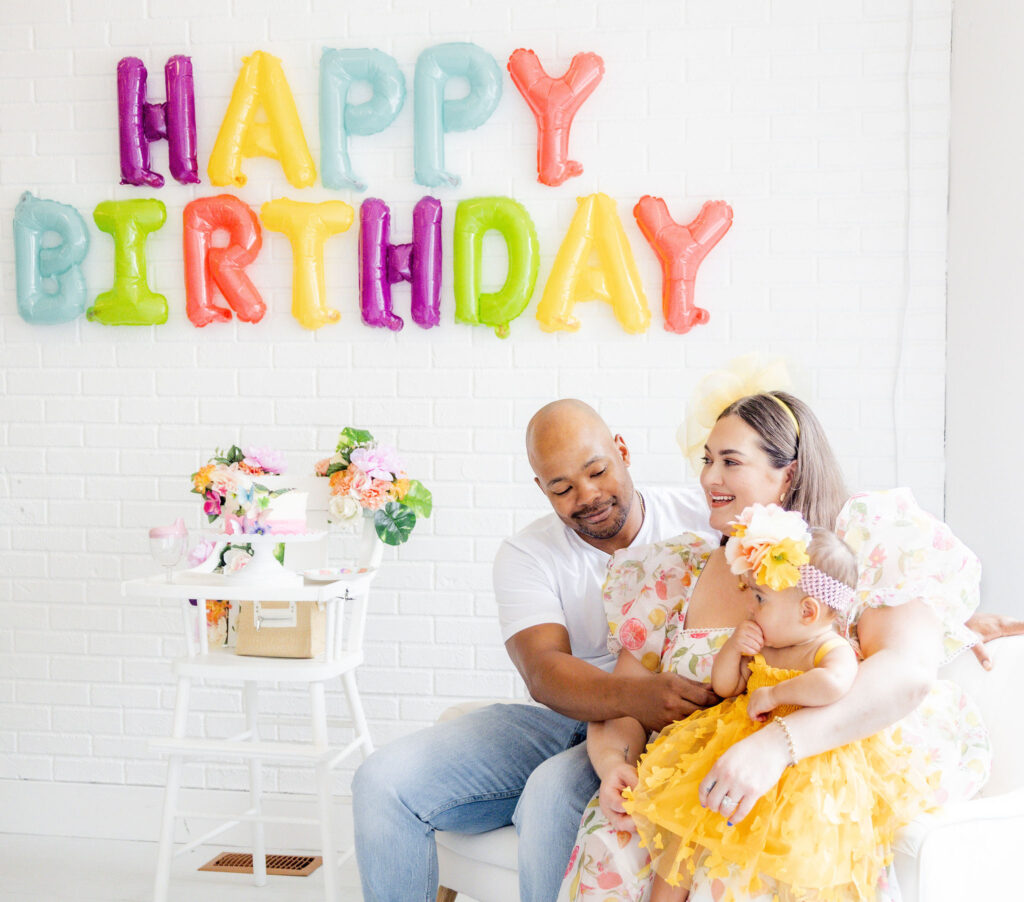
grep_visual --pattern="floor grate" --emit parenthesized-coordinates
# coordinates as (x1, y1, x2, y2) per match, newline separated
(199, 852, 323, 876)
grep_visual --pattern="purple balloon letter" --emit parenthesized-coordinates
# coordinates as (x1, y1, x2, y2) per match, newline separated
(118, 55, 199, 187)
(359, 196, 443, 330)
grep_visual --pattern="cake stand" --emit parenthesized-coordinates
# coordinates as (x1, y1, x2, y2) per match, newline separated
(212, 531, 326, 588)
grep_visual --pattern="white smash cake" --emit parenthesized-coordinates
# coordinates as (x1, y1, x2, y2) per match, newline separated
(192, 447, 309, 536)
(219, 475, 308, 536)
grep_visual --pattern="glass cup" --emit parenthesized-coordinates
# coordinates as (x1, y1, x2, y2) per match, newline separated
(150, 532, 186, 582)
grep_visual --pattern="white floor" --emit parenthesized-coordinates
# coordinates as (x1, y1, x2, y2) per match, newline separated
(0, 834, 365, 902)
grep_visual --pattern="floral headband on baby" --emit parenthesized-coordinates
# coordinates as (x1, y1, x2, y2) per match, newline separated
(724, 503, 854, 615)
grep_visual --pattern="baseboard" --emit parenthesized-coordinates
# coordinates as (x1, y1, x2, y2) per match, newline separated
(0, 778, 353, 851)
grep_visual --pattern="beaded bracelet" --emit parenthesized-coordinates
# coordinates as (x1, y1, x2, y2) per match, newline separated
(773, 716, 799, 766)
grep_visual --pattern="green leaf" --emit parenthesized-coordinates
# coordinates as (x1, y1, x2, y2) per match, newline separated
(324, 461, 346, 477)
(274, 542, 285, 565)
(217, 445, 245, 465)
(374, 502, 417, 546)
(253, 483, 290, 498)
(402, 480, 432, 518)
(336, 427, 374, 453)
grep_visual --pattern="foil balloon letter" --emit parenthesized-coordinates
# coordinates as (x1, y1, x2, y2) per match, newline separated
(414, 43, 502, 188)
(208, 50, 316, 189)
(88, 198, 168, 326)
(453, 196, 539, 339)
(536, 193, 650, 334)
(359, 196, 442, 331)
(320, 48, 406, 192)
(634, 197, 733, 334)
(117, 56, 200, 187)
(183, 195, 265, 327)
(507, 49, 604, 187)
(14, 192, 90, 324)
(260, 198, 354, 330)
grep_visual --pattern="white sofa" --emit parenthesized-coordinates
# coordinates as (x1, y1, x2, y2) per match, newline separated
(435, 635, 1024, 902)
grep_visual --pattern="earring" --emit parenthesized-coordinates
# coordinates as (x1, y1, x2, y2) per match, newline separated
(779, 493, 785, 503)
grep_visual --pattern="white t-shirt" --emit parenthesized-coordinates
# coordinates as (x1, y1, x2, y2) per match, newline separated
(493, 484, 717, 672)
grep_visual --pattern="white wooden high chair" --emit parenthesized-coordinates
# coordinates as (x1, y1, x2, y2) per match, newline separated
(435, 636, 1024, 902)
(124, 477, 381, 902)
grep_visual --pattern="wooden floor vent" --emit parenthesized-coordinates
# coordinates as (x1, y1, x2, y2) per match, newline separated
(199, 852, 323, 876)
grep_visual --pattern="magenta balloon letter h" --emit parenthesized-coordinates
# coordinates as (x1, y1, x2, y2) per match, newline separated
(117, 56, 200, 187)
(359, 197, 443, 330)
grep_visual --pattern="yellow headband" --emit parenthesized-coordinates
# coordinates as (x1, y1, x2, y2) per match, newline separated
(769, 394, 800, 437)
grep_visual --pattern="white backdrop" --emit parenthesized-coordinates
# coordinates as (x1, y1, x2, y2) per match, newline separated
(0, 0, 953, 811)
(947, 0, 1024, 618)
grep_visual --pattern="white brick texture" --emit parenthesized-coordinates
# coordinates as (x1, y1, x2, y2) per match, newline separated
(0, 1, 950, 796)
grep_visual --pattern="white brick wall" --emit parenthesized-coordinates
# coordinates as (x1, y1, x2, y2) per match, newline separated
(0, 1, 951, 796)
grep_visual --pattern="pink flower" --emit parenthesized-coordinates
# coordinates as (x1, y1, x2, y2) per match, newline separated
(210, 465, 242, 496)
(188, 538, 217, 567)
(336, 465, 372, 496)
(350, 445, 403, 481)
(314, 457, 331, 477)
(243, 446, 286, 474)
(223, 548, 251, 574)
(203, 491, 222, 517)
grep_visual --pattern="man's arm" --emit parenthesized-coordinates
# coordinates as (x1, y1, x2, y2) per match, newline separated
(505, 624, 718, 730)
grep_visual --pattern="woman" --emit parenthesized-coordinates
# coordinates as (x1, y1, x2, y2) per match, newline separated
(558, 391, 991, 902)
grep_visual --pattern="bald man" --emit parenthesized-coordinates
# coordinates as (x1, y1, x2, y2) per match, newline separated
(353, 400, 716, 902)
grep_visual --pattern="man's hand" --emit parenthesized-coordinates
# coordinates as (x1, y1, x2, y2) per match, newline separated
(726, 620, 764, 657)
(967, 612, 1024, 670)
(630, 671, 720, 733)
(598, 761, 640, 830)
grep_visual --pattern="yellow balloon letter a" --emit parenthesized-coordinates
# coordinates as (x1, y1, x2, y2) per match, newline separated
(209, 50, 317, 189)
(536, 193, 650, 334)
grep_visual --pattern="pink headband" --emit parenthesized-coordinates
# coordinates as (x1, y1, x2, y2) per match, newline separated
(797, 564, 854, 614)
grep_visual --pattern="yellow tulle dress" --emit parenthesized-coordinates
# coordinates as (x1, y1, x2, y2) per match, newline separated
(623, 654, 937, 902)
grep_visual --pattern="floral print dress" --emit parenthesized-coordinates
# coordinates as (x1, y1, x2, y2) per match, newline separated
(558, 489, 992, 902)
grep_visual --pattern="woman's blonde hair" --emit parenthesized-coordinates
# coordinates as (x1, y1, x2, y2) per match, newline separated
(718, 391, 847, 530)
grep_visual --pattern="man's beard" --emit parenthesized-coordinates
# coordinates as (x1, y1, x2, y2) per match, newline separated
(572, 495, 631, 540)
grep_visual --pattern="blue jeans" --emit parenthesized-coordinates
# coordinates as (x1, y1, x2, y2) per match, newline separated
(352, 702, 599, 902)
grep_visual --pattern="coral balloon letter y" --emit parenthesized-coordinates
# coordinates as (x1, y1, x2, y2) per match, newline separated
(634, 197, 733, 334)
(507, 49, 604, 187)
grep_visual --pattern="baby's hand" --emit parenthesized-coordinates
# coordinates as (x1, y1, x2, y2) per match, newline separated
(747, 686, 775, 722)
(728, 620, 765, 657)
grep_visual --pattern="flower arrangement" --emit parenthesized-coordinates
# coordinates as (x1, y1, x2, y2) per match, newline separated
(724, 503, 811, 591)
(315, 427, 432, 545)
(191, 445, 290, 535)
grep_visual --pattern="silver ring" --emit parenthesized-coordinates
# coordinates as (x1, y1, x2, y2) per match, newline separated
(700, 780, 716, 796)
(721, 795, 734, 808)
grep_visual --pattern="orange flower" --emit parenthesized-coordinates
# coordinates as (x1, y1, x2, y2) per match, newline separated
(392, 478, 410, 501)
(329, 470, 348, 494)
(192, 464, 214, 493)
(206, 599, 230, 626)
(359, 480, 391, 511)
